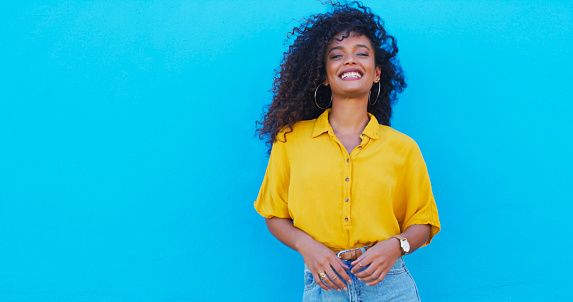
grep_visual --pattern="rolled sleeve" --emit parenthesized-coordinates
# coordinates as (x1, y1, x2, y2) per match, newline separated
(254, 138, 291, 219)
(396, 142, 441, 246)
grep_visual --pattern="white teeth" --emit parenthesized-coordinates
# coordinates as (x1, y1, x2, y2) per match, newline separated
(341, 71, 362, 79)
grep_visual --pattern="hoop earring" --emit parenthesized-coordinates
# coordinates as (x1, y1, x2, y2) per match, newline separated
(369, 81, 381, 106)
(314, 84, 332, 109)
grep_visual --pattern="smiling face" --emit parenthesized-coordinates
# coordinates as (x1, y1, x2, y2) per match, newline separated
(324, 32, 381, 99)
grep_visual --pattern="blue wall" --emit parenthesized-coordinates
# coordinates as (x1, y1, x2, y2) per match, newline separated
(1, 1, 571, 301)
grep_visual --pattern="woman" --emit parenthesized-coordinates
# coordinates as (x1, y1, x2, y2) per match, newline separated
(254, 2, 440, 301)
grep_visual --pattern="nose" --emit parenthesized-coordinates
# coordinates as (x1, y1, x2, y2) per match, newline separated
(344, 54, 357, 65)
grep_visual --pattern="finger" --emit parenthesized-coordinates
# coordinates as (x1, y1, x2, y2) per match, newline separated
(352, 257, 374, 276)
(331, 262, 352, 285)
(366, 271, 387, 286)
(350, 259, 368, 274)
(356, 265, 381, 282)
(327, 266, 349, 291)
(354, 261, 378, 279)
(314, 273, 331, 291)
(350, 256, 365, 268)
(351, 254, 373, 274)
(336, 257, 350, 270)
(350, 250, 370, 268)
(321, 269, 343, 291)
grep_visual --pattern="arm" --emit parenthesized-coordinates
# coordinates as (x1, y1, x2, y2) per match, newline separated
(265, 217, 352, 291)
(350, 224, 431, 286)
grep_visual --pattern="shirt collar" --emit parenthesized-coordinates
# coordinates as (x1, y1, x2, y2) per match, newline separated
(312, 109, 381, 139)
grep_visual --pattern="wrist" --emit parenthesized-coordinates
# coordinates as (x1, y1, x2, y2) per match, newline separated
(392, 235, 411, 255)
(390, 237, 402, 257)
(294, 234, 314, 253)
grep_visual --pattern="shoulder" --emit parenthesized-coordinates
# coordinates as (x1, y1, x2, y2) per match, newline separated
(275, 119, 317, 144)
(379, 125, 418, 148)
(377, 125, 426, 162)
(382, 128, 430, 172)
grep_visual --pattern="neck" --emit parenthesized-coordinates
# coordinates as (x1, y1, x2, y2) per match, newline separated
(328, 95, 370, 135)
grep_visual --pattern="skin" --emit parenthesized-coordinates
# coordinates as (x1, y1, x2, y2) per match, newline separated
(323, 32, 381, 153)
(265, 32, 431, 291)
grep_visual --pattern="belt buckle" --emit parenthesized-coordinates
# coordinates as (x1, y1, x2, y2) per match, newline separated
(336, 248, 352, 259)
(336, 245, 371, 259)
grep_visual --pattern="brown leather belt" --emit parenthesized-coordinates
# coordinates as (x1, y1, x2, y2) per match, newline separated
(336, 246, 371, 261)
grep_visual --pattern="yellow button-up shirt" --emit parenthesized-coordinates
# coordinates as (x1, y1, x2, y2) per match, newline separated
(254, 109, 440, 251)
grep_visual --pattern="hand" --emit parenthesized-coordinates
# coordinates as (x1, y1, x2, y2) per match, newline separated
(350, 238, 402, 286)
(297, 237, 352, 291)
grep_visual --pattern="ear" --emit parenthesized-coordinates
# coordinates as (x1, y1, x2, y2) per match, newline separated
(375, 66, 381, 81)
(323, 79, 329, 86)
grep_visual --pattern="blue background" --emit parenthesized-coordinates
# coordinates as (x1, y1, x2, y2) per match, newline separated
(1, 1, 572, 301)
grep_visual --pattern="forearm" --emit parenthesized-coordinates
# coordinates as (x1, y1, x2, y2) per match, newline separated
(265, 217, 352, 290)
(351, 224, 431, 285)
(265, 217, 316, 253)
(398, 224, 431, 254)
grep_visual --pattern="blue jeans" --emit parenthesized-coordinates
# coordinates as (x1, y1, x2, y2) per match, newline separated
(302, 257, 420, 302)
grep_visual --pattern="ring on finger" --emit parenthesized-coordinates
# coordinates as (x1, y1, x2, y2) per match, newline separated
(359, 262, 363, 267)
(318, 272, 327, 279)
(331, 275, 337, 280)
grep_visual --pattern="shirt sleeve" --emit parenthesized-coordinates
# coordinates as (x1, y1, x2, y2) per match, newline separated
(253, 137, 291, 219)
(395, 141, 441, 246)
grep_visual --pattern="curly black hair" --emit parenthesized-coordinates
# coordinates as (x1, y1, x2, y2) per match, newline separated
(257, 1, 406, 153)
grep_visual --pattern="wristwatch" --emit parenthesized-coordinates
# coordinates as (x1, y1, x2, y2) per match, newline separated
(392, 235, 410, 255)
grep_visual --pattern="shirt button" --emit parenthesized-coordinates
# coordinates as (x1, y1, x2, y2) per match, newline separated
(345, 198, 349, 202)
(345, 217, 349, 222)
(361, 134, 366, 137)
(358, 146, 363, 150)
(345, 177, 350, 182)
(346, 158, 350, 162)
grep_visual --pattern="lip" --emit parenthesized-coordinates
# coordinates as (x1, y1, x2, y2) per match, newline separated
(338, 68, 364, 81)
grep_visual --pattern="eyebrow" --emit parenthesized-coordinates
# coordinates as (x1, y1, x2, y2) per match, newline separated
(327, 44, 371, 54)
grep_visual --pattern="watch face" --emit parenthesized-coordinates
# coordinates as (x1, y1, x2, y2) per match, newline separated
(403, 240, 410, 253)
